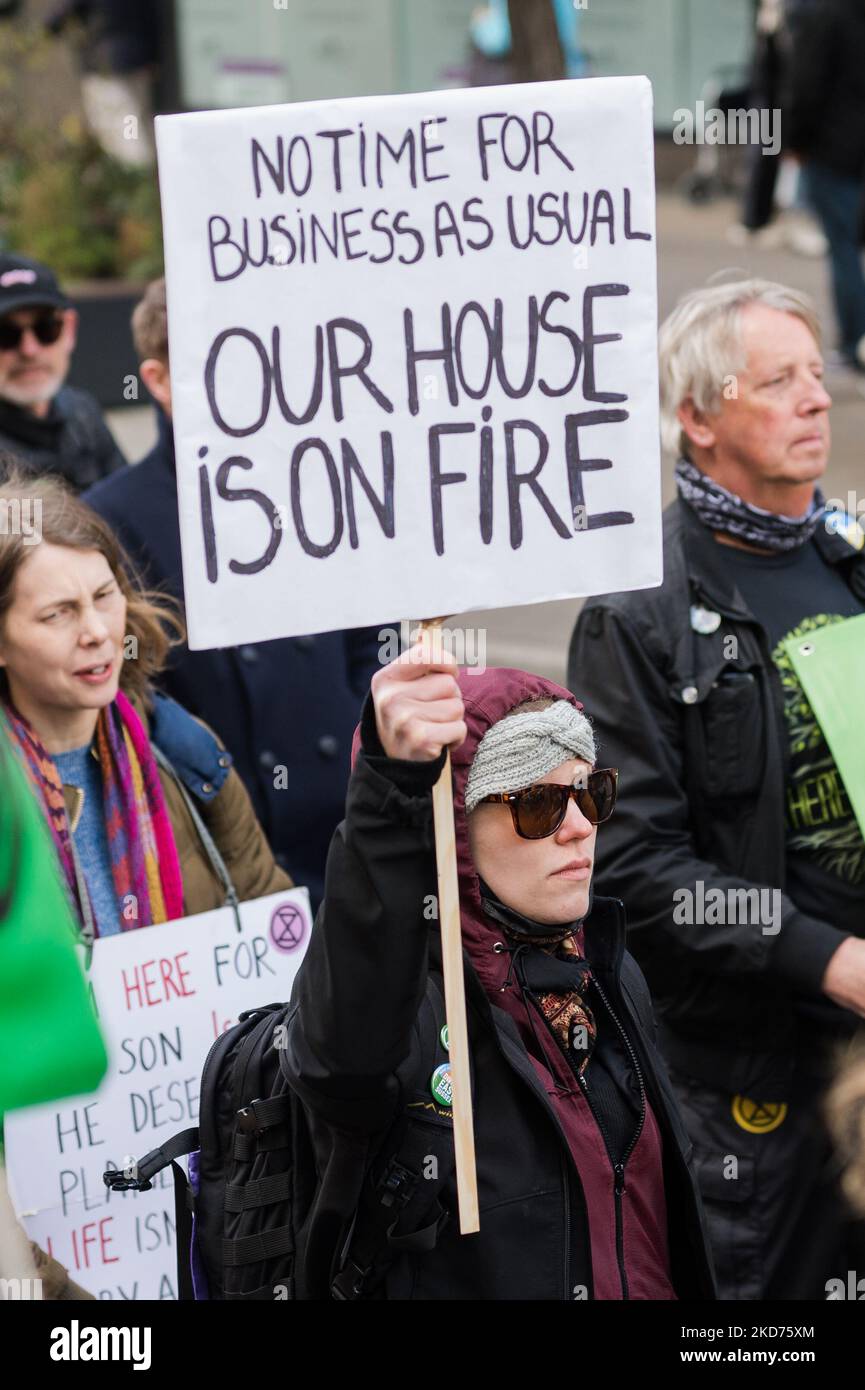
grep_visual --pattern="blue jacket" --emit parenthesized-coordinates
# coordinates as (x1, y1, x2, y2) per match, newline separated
(86, 412, 383, 909)
(148, 689, 232, 803)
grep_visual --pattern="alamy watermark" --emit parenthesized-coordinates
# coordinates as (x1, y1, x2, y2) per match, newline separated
(49, 1320, 151, 1369)
(823, 492, 865, 540)
(0, 1277, 43, 1300)
(826, 1271, 865, 1300)
(672, 102, 781, 157)
(673, 881, 781, 935)
(378, 618, 487, 674)
(0, 496, 42, 545)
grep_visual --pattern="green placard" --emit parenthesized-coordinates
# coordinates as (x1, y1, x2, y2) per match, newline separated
(0, 727, 107, 1115)
(783, 612, 865, 839)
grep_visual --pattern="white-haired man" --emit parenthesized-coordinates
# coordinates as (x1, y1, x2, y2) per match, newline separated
(568, 279, 865, 1300)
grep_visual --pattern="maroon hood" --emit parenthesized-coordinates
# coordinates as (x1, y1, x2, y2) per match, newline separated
(352, 665, 585, 997)
(450, 667, 586, 994)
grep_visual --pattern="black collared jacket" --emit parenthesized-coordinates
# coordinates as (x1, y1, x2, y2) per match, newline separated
(283, 690, 716, 1301)
(0, 385, 125, 492)
(568, 497, 865, 1098)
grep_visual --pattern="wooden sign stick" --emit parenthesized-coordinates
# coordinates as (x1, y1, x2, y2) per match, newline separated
(419, 616, 480, 1234)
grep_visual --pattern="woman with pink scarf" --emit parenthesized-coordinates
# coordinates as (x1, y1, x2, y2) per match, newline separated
(0, 469, 291, 943)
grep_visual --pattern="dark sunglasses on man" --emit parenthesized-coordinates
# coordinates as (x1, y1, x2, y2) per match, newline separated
(481, 768, 618, 839)
(0, 312, 65, 351)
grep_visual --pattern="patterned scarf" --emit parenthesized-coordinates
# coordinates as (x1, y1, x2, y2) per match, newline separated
(480, 885, 597, 1077)
(675, 456, 826, 552)
(3, 689, 183, 933)
(525, 932, 597, 1078)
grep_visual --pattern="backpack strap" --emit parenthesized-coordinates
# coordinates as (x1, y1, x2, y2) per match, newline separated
(330, 975, 462, 1301)
(103, 1126, 201, 1302)
(103, 1126, 200, 1192)
(151, 742, 242, 932)
(172, 1159, 196, 1302)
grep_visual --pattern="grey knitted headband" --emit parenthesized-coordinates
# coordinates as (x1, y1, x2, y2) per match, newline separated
(464, 700, 597, 814)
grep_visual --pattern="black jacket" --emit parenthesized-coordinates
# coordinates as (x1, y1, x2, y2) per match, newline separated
(0, 385, 125, 492)
(785, 0, 865, 179)
(84, 410, 382, 909)
(568, 498, 865, 1098)
(283, 702, 716, 1301)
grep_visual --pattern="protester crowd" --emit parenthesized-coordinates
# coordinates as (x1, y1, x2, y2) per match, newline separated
(2, 26, 865, 1296)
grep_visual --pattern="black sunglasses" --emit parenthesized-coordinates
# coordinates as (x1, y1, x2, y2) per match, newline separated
(0, 313, 65, 351)
(481, 769, 618, 839)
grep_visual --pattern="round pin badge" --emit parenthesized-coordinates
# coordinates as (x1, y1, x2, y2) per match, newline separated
(439, 1024, 449, 1052)
(689, 604, 721, 635)
(731, 1094, 788, 1134)
(826, 511, 865, 551)
(430, 1062, 453, 1108)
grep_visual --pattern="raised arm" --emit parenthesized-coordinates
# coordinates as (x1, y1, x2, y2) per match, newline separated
(284, 641, 466, 1135)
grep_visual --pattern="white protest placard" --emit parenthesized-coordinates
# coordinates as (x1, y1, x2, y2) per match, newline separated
(4, 888, 311, 1300)
(155, 76, 660, 649)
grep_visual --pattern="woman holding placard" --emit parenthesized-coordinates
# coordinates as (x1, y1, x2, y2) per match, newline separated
(0, 469, 291, 943)
(284, 636, 716, 1300)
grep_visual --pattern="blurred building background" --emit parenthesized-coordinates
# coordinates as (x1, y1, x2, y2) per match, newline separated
(1, 0, 861, 678)
(0, 0, 757, 408)
(0, 0, 750, 113)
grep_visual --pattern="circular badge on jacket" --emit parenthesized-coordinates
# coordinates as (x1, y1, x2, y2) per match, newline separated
(430, 1063, 453, 1109)
(731, 1095, 788, 1133)
(689, 604, 722, 635)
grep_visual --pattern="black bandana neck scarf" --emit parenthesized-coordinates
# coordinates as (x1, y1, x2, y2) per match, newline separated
(675, 456, 825, 552)
(479, 880, 597, 1076)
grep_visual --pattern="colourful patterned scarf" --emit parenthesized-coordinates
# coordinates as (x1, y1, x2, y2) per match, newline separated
(3, 690, 184, 933)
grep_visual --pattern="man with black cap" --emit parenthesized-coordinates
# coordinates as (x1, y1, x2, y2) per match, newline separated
(0, 253, 125, 491)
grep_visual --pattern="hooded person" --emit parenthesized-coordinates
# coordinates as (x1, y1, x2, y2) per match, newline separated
(283, 640, 715, 1301)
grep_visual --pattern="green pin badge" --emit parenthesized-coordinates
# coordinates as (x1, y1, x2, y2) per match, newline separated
(430, 1062, 453, 1108)
(439, 1024, 449, 1052)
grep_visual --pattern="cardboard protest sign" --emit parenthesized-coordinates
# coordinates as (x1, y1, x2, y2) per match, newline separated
(4, 888, 311, 1300)
(155, 76, 660, 649)
(783, 613, 865, 838)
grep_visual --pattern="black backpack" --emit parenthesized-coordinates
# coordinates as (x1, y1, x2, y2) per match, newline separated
(104, 982, 457, 1301)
